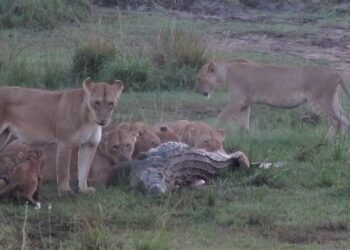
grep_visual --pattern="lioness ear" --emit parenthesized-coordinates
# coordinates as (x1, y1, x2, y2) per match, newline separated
(112, 80, 124, 93)
(83, 77, 94, 93)
(159, 126, 168, 132)
(208, 61, 216, 73)
(17, 151, 25, 159)
(216, 129, 225, 141)
(131, 131, 139, 142)
(137, 130, 144, 137)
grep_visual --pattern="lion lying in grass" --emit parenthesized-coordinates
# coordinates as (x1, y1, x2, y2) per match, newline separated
(195, 59, 350, 138)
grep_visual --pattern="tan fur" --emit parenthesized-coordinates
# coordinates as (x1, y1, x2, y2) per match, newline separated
(154, 125, 180, 143)
(0, 140, 31, 175)
(0, 148, 43, 205)
(41, 125, 137, 185)
(0, 78, 124, 196)
(119, 122, 161, 158)
(195, 60, 350, 138)
(131, 122, 180, 143)
(162, 120, 191, 137)
(164, 120, 225, 152)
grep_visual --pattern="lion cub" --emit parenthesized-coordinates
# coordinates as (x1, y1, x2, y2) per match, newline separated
(164, 120, 225, 152)
(0, 147, 43, 206)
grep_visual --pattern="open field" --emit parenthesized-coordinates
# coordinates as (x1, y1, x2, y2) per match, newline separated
(1, 1, 350, 249)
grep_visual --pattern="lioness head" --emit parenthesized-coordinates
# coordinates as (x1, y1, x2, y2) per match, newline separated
(195, 61, 224, 98)
(195, 130, 225, 152)
(99, 126, 138, 163)
(182, 122, 225, 152)
(83, 78, 124, 126)
(133, 129, 161, 158)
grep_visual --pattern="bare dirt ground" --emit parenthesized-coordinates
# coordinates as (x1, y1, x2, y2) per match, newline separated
(207, 23, 350, 70)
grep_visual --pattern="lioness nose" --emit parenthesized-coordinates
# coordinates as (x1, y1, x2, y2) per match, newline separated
(119, 156, 129, 162)
(99, 120, 108, 126)
(204, 92, 209, 97)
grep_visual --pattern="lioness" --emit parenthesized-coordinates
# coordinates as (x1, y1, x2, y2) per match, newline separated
(119, 122, 161, 158)
(0, 78, 124, 196)
(41, 125, 138, 185)
(164, 120, 225, 152)
(195, 60, 350, 138)
(0, 149, 43, 206)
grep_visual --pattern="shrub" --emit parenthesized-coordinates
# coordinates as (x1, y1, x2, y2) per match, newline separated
(0, 0, 91, 29)
(153, 26, 208, 69)
(150, 26, 208, 90)
(98, 55, 154, 91)
(72, 37, 116, 80)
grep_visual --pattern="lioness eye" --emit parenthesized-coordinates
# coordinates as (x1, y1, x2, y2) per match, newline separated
(113, 145, 119, 150)
(204, 140, 209, 144)
(126, 144, 131, 149)
(108, 102, 114, 108)
(94, 101, 100, 107)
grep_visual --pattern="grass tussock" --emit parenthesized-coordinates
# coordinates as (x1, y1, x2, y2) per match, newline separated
(72, 36, 116, 80)
(98, 55, 153, 91)
(153, 26, 208, 69)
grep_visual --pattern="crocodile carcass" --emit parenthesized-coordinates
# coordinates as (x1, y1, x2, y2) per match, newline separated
(110, 142, 250, 194)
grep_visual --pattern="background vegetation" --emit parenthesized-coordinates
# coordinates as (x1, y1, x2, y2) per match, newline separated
(0, 0, 350, 249)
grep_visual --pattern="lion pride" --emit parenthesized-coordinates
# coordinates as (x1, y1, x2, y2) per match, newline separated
(195, 59, 350, 138)
(0, 78, 123, 196)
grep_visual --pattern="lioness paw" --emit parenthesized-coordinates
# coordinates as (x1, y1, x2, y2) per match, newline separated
(79, 186, 96, 194)
(58, 186, 74, 197)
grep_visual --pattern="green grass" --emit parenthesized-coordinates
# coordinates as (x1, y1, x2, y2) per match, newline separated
(2, 91, 350, 249)
(1, 5, 350, 249)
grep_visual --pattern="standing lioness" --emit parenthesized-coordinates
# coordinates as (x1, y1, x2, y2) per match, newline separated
(0, 78, 123, 196)
(195, 60, 350, 138)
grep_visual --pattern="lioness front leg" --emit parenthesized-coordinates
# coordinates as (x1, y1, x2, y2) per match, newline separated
(77, 143, 98, 193)
(56, 143, 73, 196)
